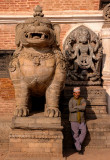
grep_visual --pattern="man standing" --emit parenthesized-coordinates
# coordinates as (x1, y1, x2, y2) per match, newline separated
(69, 87, 87, 155)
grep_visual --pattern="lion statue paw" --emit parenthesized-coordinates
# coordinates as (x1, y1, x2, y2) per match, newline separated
(14, 107, 29, 117)
(45, 107, 61, 118)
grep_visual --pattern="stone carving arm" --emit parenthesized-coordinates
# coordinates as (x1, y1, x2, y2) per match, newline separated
(65, 37, 76, 60)
(74, 45, 79, 58)
(92, 38, 101, 61)
(89, 45, 97, 60)
(93, 38, 100, 53)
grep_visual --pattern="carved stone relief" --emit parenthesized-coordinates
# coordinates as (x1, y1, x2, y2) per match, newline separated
(63, 25, 102, 85)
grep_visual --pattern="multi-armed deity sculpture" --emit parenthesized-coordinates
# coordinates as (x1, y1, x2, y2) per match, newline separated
(9, 5, 66, 117)
(64, 25, 102, 84)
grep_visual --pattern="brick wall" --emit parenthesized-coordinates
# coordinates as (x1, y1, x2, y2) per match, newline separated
(0, 0, 100, 15)
(0, 0, 101, 50)
(0, 78, 15, 115)
(0, 24, 16, 50)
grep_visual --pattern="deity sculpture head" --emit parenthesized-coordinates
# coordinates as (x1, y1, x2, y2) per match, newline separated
(77, 28, 90, 44)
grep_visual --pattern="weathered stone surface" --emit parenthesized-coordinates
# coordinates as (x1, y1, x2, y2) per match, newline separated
(9, 5, 66, 117)
(64, 25, 102, 85)
(5, 112, 64, 160)
(6, 6, 66, 160)
(11, 112, 63, 130)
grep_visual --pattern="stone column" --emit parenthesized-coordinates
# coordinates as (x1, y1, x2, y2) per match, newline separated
(101, 3, 110, 114)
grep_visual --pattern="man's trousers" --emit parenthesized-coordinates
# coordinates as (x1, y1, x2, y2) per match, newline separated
(71, 121, 87, 151)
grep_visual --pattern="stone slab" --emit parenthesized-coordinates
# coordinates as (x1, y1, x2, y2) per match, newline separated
(11, 112, 63, 130)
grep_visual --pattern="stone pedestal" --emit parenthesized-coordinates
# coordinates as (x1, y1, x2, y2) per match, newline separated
(5, 113, 64, 160)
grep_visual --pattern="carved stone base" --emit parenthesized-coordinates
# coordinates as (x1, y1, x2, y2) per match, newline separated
(5, 113, 64, 160)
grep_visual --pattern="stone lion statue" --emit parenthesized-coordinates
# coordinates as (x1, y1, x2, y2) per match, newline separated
(9, 6, 66, 117)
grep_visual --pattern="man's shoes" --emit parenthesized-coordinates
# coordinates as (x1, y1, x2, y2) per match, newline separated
(78, 150, 84, 155)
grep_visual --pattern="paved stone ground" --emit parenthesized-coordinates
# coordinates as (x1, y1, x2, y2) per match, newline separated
(0, 151, 8, 160)
(64, 148, 110, 160)
(1, 148, 110, 160)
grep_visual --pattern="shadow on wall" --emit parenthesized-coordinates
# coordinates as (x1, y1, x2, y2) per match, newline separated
(102, 53, 106, 72)
(105, 92, 109, 114)
(102, 53, 109, 113)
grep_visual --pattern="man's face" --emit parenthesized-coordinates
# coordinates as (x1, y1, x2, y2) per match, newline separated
(73, 91, 80, 99)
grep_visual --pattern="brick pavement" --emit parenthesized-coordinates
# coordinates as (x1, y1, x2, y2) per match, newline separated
(1, 148, 110, 160)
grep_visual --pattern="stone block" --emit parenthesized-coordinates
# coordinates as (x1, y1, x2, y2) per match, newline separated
(29, 142, 49, 148)
(11, 113, 63, 130)
(6, 113, 63, 160)
(45, 147, 51, 153)
(10, 142, 28, 148)
(9, 146, 21, 152)
(22, 147, 45, 153)
(10, 138, 21, 143)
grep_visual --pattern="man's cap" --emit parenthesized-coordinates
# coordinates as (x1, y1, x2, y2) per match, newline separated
(73, 87, 80, 92)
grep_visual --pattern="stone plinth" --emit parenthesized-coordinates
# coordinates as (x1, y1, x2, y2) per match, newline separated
(5, 113, 64, 160)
